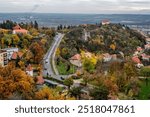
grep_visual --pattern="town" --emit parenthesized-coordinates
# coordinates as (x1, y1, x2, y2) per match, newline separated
(0, 19, 150, 100)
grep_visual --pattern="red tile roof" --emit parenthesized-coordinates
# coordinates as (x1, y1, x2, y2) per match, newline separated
(13, 25, 22, 30)
(132, 56, 141, 64)
(13, 25, 28, 34)
(137, 47, 143, 51)
(11, 51, 23, 60)
(36, 76, 44, 85)
(70, 54, 81, 60)
(14, 29, 28, 34)
(102, 19, 110, 23)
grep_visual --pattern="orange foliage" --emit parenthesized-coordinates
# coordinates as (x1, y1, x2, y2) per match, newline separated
(0, 63, 35, 99)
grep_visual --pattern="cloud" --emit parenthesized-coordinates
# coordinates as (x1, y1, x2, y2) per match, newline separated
(0, 0, 149, 14)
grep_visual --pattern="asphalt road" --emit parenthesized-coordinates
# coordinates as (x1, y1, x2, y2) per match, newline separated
(42, 33, 70, 81)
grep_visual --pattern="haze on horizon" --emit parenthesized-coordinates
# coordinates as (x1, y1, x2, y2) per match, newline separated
(0, 0, 150, 14)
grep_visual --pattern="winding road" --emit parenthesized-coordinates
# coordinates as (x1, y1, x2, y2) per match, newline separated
(42, 33, 69, 82)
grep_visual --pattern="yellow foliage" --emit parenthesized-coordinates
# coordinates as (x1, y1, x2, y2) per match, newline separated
(41, 38, 47, 45)
(81, 50, 97, 65)
(56, 48, 61, 56)
(110, 44, 116, 50)
(12, 34, 20, 44)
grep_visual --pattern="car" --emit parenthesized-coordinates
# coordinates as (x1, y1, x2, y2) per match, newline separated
(44, 68, 47, 70)
(60, 77, 65, 80)
(45, 60, 49, 63)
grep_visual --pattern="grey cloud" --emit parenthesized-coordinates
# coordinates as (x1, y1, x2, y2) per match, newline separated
(0, 0, 149, 14)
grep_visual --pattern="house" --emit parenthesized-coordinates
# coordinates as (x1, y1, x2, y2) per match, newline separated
(103, 53, 112, 62)
(26, 64, 33, 76)
(132, 56, 141, 64)
(13, 25, 28, 34)
(111, 54, 117, 60)
(70, 54, 82, 67)
(11, 51, 23, 60)
(145, 44, 150, 50)
(137, 47, 143, 52)
(36, 75, 44, 85)
(1, 48, 18, 60)
(146, 38, 150, 44)
(0, 50, 8, 67)
(141, 54, 150, 61)
(132, 56, 144, 68)
(102, 20, 110, 25)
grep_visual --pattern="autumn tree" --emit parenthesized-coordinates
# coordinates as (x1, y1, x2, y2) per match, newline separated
(123, 61, 138, 81)
(12, 34, 20, 46)
(30, 42, 44, 64)
(34, 86, 73, 100)
(0, 62, 35, 100)
(81, 51, 97, 73)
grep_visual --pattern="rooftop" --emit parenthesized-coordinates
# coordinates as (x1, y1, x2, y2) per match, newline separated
(11, 51, 23, 60)
(26, 64, 33, 71)
(70, 54, 81, 60)
(13, 25, 22, 30)
(132, 56, 141, 64)
(36, 75, 44, 85)
(1, 47, 18, 51)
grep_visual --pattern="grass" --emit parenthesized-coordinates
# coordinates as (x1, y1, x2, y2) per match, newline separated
(138, 79, 150, 100)
(56, 61, 75, 75)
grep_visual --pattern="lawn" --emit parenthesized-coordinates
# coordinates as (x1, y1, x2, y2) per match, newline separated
(138, 79, 150, 100)
(56, 61, 75, 75)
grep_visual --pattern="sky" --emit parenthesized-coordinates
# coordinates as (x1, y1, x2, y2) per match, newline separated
(0, 0, 150, 14)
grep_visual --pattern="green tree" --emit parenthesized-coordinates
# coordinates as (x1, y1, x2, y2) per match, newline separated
(69, 86, 82, 99)
(140, 67, 150, 78)
(64, 78, 74, 89)
(90, 84, 109, 100)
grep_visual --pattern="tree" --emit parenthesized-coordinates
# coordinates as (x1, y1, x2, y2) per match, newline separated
(140, 67, 150, 78)
(90, 84, 109, 100)
(34, 86, 73, 100)
(81, 51, 97, 73)
(30, 42, 44, 63)
(123, 61, 138, 81)
(64, 78, 74, 89)
(82, 71, 92, 86)
(0, 62, 35, 100)
(34, 20, 38, 29)
(12, 34, 20, 45)
(140, 67, 150, 86)
(110, 43, 116, 51)
(69, 86, 82, 99)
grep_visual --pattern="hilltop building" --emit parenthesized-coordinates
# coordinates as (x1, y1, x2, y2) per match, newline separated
(13, 25, 28, 34)
(102, 19, 110, 25)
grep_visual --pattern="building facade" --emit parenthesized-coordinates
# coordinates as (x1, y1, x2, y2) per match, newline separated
(0, 50, 8, 67)
(1, 48, 18, 60)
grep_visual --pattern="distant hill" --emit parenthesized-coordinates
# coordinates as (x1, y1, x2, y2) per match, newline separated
(60, 23, 146, 59)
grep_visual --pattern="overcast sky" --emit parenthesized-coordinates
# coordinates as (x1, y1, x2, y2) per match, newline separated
(0, 0, 150, 14)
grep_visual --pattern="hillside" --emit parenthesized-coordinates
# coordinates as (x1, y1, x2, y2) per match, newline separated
(59, 23, 145, 59)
